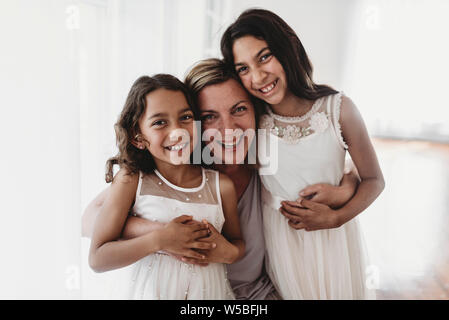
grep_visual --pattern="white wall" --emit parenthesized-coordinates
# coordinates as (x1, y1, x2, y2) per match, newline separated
(0, 0, 81, 299)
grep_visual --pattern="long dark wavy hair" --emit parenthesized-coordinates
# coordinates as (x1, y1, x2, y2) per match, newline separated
(105, 74, 196, 183)
(220, 8, 338, 103)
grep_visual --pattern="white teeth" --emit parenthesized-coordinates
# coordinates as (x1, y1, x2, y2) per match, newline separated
(260, 80, 277, 93)
(217, 135, 243, 149)
(166, 143, 187, 151)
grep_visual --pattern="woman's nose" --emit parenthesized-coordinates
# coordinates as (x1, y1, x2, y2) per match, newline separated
(219, 115, 239, 132)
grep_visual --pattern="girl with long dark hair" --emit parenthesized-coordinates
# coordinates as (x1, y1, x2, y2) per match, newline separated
(221, 9, 384, 299)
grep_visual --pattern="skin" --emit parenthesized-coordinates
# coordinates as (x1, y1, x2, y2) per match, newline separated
(83, 79, 360, 267)
(232, 35, 385, 231)
(88, 88, 244, 272)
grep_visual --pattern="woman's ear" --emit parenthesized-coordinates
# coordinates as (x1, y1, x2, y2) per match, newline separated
(131, 133, 147, 150)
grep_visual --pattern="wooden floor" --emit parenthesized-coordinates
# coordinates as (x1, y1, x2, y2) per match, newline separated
(360, 138, 449, 300)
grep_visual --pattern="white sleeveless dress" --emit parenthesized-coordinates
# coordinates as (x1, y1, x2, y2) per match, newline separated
(126, 167, 235, 300)
(258, 92, 373, 300)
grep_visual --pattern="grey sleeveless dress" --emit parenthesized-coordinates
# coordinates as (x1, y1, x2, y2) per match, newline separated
(226, 171, 280, 300)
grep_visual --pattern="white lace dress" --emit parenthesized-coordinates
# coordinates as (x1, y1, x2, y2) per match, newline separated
(258, 92, 374, 300)
(125, 168, 235, 300)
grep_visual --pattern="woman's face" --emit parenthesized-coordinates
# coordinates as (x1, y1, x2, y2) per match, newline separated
(232, 35, 289, 106)
(137, 89, 196, 166)
(197, 78, 256, 165)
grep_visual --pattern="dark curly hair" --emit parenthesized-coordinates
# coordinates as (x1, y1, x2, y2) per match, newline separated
(105, 74, 196, 183)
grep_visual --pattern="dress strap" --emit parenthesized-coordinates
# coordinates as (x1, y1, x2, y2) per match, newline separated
(215, 171, 222, 208)
(328, 92, 349, 150)
(136, 171, 143, 198)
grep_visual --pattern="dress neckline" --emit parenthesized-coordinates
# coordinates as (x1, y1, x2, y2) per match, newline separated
(154, 167, 206, 193)
(265, 97, 324, 123)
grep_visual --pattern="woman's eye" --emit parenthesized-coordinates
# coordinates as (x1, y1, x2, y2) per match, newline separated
(233, 106, 247, 114)
(201, 114, 215, 122)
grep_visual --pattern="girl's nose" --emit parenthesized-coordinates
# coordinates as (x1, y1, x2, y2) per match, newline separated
(252, 68, 267, 86)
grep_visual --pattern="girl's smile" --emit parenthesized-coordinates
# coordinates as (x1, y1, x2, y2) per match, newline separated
(138, 89, 196, 166)
(232, 35, 288, 106)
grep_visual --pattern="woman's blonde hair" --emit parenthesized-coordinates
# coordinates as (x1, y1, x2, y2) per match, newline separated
(185, 58, 237, 104)
(184, 58, 261, 169)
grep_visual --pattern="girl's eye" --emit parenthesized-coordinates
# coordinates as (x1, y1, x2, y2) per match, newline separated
(236, 66, 248, 74)
(152, 120, 166, 127)
(180, 114, 193, 121)
(260, 53, 272, 62)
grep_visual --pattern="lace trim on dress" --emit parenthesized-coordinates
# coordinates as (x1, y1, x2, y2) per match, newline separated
(259, 98, 329, 144)
(333, 93, 349, 150)
(265, 98, 323, 123)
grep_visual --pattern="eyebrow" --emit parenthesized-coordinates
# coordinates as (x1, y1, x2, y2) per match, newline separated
(148, 107, 192, 120)
(234, 47, 270, 67)
(200, 100, 248, 114)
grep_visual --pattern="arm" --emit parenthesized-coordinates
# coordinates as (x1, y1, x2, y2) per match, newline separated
(82, 187, 108, 238)
(81, 186, 165, 239)
(88, 169, 210, 272)
(297, 164, 360, 209)
(331, 96, 384, 225)
(280, 96, 384, 231)
(216, 173, 245, 263)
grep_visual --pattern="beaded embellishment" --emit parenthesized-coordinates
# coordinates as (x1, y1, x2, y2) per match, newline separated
(260, 109, 329, 144)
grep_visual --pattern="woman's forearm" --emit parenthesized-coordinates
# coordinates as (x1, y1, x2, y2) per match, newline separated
(226, 239, 245, 264)
(334, 176, 385, 227)
(89, 230, 165, 273)
(121, 215, 164, 239)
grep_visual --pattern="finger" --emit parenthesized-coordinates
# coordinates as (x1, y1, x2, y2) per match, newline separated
(299, 198, 326, 211)
(173, 215, 193, 224)
(288, 220, 306, 230)
(283, 200, 305, 208)
(190, 241, 216, 250)
(182, 249, 206, 260)
(188, 222, 209, 232)
(194, 229, 210, 239)
(184, 219, 203, 225)
(181, 257, 209, 266)
(299, 184, 322, 197)
(281, 202, 309, 218)
(204, 221, 219, 235)
(279, 208, 302, 223)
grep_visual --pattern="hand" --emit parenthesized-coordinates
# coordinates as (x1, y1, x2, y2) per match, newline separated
(180, 221, 237, 265)
(298, 180, 355, 209)
(165, 252, 210, 267)
(159, 215, 216, 260)
(279, 199, 341, 231)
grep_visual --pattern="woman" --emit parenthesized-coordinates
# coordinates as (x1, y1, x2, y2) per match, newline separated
(82, 59, 359, 300)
